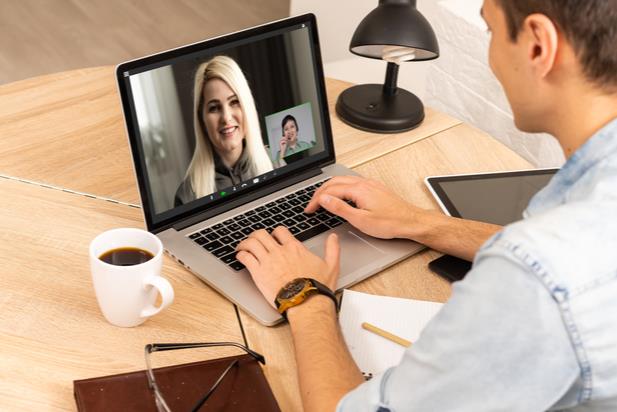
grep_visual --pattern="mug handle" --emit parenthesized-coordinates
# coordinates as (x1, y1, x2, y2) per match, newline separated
(140, 276, 174, 318)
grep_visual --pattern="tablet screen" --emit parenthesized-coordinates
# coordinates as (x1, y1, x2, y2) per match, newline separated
(426, 169, 559, 225)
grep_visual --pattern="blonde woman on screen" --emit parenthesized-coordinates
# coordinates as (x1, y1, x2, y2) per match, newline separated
(175, 55, 273, 206)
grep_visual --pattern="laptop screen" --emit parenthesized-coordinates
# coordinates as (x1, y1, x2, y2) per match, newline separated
(117, 14, 333, 231)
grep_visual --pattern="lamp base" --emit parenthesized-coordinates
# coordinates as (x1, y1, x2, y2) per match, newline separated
(335, 84, 425, 133)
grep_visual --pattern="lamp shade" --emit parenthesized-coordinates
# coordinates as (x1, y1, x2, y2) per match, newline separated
(350, 0, 439, 61)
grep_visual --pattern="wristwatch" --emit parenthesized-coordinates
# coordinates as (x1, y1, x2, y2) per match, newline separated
(274, 278, 338, 320)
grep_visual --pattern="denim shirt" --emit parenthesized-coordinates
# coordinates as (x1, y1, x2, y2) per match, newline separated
(338, 118, 617, 411)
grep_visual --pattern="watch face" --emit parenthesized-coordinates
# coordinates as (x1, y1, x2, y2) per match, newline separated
(279, 279, 307, 299)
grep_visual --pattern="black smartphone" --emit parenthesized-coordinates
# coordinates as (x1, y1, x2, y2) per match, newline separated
(428, 254, 472, 283)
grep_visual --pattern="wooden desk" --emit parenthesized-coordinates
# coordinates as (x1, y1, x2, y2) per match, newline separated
(0, 178, 245, 411)
(0, 67, 531, 411)
(0, 66, 461, 205)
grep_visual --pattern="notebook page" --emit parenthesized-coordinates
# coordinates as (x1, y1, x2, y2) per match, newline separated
(339, 289, 443, 376)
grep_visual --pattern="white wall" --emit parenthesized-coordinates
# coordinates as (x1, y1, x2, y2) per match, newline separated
(290, 0, 565, 167)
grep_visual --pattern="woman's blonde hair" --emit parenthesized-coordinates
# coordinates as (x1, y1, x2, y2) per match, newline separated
(185, 55, 273, 198)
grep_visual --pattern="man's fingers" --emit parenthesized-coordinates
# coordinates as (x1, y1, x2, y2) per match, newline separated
(324, 233, 340, 276)
(271, 226, 296, 244)
(236, 237, 269, 262)
(236, 250, 259, 272)
(306, 182, 361, 213)
(317, 193, 364, 225)
(248, 229, 280, 252)
(306, 176, 362, 211)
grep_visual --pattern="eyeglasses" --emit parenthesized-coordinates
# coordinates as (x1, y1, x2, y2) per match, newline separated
(144, 342, 266, 412)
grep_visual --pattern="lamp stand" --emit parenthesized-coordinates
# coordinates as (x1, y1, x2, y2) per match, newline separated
(335, 62, 425, 133)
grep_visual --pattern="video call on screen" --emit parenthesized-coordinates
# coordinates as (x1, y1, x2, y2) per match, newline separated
(126, 24, 327, 215)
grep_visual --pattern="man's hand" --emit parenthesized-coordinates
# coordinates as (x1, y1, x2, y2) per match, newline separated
(305, 176, 422, 239)
(236, 227, 340, 307)
(278, 137, 288, 159)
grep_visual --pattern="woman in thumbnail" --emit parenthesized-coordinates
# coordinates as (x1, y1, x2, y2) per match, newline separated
(275, 114, 314, 167)
(175, 55, 273, 206)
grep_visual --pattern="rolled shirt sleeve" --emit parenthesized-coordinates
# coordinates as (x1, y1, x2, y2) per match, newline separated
(338, 242, 580, 412)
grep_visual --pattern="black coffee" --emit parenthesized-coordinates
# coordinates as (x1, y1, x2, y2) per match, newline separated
(99, 247, 154, 266)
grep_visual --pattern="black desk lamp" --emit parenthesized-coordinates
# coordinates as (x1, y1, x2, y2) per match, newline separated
(336, 0, 439, 133)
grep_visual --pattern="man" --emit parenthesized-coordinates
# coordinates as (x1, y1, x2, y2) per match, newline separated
(237, 0, 617, 410)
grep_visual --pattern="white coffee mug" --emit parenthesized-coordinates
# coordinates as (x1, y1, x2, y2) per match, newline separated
(89, 228, 174, 327)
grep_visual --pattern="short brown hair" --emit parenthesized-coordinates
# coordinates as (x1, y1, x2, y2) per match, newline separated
(496, 0, 617, 90)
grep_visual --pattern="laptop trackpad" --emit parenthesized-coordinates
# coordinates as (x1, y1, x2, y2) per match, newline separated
(308, 230, 386, 275)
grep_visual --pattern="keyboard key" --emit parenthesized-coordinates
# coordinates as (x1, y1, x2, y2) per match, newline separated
(288, 198, 301, 206)
(223, 219, 234, 225)
(262, 218, 276, 227)
(203, 240, 222, 252)
(258, 211, 272, 219)
(251, 223, 266, 230)
(292, 206, 304, 214)
(295, 223, 330, 241)
(269, 206, 282, 214)
(282, 210, 295, 218)
(213, 245, 234, 258)
(228, 223, 241, 231)
(275, 198, 287, 204)
(205, 233, 219, 241)
(326, 218, 343, 228)
(241, 227, 253, 235)
(234, 214, 246, 221)
(307, 217, 320, 226)
(289, 226, 301, 235)
(298, 194, 311, 203)
(265, 202, 276, 208)
(217, 228, 231, 236)
(272, 214, 286, 222)
(283, 218, 296, 227)
(285, 193, 296, 199)
(245, 210, 256, 216)
(195, 237, 208, 245)
(189, 233, 201, 239)
(297, 222, 310, 231)
(220, 235, 233, 244)
(221, 253, 237, 264)
(279, 203, 291, 210)
(256, 206, 266, 212)
(316, 213, 330, 222)
(200, 228, 213, 235)
(238, 219, 251, 227)
(212, 223, 223, 230)
(231, 232, 245, 240)
(229, 261, 245, 271)
(266, 227, 274, 234)
(293, 214, 307, 223)
(248, 215, 261, 223)
(297, 189, 306, 195)
(230, 240, 240, 248)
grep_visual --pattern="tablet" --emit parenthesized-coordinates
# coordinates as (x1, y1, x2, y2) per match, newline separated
(425, 168, 559, 226)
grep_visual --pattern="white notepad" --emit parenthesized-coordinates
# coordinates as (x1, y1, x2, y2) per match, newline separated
(339, 289, 444, 376)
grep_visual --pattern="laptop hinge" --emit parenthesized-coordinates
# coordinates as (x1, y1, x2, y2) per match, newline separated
(172, 167, 323, 232)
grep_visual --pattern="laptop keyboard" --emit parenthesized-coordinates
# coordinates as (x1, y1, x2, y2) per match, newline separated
(188, 178, 347, 271)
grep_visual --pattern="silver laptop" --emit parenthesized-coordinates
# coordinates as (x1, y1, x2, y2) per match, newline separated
(116, 14, 423, 325)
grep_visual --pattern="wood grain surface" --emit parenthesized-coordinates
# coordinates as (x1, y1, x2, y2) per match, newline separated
(0, 177, 244, 411)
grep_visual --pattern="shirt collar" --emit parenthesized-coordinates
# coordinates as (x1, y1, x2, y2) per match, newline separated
(525, 117, 617, 216)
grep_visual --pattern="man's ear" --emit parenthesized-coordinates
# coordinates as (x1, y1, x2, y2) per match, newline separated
(522, 13, 559, 78)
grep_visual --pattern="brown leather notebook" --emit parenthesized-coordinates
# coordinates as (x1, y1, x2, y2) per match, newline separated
(73, 354, 280, 411)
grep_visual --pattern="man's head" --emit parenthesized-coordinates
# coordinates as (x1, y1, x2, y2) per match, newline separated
(481, 0, 617, 133)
